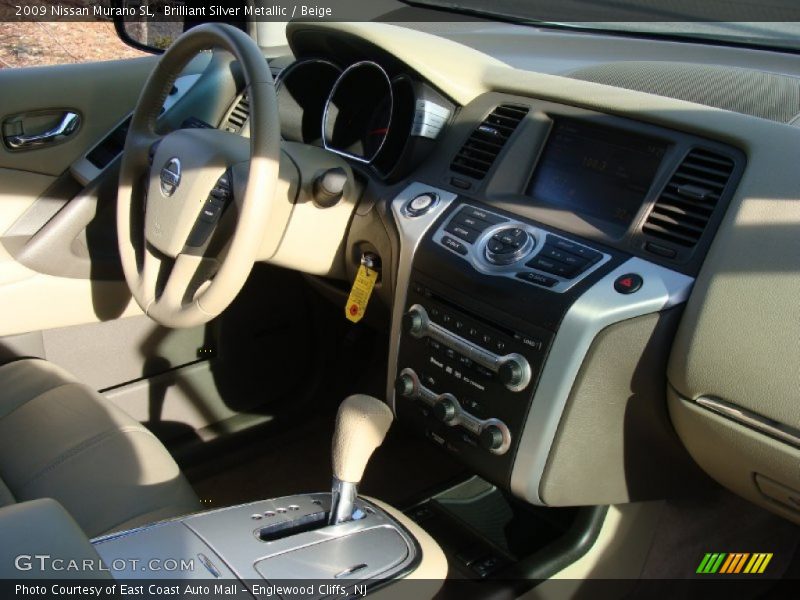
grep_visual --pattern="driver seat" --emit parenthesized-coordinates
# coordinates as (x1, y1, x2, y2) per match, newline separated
(0, 358, 200, 538)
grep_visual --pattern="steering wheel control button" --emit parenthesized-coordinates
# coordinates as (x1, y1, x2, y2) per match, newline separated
(516, 272, 558, 288)
(404, 193, 439, 217)
(441, 236, 468, 256)
(614, 273, 643, 294)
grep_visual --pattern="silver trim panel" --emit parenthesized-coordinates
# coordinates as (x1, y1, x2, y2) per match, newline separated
(696, 396, 800, 450)
(387, 183, 458, 413)
(410, 99, 451, 139)
(510, 257, 694, 505)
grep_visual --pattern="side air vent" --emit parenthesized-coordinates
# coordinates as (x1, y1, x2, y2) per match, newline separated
(450, 104, 529, 180)
(643, 148, 735, 249)
(223, 93, 249, 133)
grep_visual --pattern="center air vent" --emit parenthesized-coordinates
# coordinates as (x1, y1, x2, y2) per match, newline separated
(450, 104, 529, 180)
(223, 93, 249, 134)
(643, 148, 735, 250)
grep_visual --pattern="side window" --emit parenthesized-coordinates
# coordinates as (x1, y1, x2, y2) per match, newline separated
(0, 21, 149, 69)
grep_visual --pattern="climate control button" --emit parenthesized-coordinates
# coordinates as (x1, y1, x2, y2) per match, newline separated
(433, 396, 458, 424)
(395, 372, 416, 398)
(479, 425, 505, 452)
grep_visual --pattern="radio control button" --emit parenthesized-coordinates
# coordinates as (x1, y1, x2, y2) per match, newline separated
(540, 245, 588, 270)
(460, 206, 505, 225)
(403, 307, 426, 335)
(445, 222, 480, 243)
(454, 213, 492, 232)
(526, 256, 578, 278)
(547, 235, 602, 263)
(441, 235, 468, 256)
(498, 358, 526, 388)
(487, 239, 506, 254)
(516, 272, 559, 288)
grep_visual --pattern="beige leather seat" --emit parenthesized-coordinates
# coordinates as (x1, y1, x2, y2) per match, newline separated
(0, 359, 200, 538)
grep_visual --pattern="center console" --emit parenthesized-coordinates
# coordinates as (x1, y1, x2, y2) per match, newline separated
(88, 395, 446, 595)
(385, 91, 743, 510)
(389, 180, 696, 506)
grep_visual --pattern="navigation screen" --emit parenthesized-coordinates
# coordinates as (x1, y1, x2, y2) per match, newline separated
(527, 119, 667, 233)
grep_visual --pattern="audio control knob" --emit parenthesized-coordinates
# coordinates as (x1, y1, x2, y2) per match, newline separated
(498, 356, 528, 389)
(433, 397, 458, 424)
(395, 372, 416, 398)
(403, 306, 426, 336)
(479, 424, 505, 452)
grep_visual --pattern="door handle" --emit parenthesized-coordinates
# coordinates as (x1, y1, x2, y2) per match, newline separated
(4, 111, 81, 151)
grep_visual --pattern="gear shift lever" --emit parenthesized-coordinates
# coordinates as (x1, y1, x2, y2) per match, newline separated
(329, 394, 394, 525)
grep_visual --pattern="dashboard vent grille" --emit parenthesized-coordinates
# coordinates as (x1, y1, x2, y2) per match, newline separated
(643, 148, 735, 248)
(450, 104, 529, 180)
(223, 93, 249, 133)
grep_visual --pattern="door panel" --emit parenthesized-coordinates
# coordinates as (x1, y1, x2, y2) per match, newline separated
(0, 57, 157, 176)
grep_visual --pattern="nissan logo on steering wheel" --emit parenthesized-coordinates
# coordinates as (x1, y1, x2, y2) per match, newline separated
(160, 157, 182, 197)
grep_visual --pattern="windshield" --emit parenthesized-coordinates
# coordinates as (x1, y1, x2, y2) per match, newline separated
(405, 0, 800, 52)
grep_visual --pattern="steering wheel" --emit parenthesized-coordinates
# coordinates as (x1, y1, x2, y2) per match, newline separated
(117, 23, 280, 328)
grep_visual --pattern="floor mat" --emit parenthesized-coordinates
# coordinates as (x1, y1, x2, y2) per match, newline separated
(187, 415, 468, 510)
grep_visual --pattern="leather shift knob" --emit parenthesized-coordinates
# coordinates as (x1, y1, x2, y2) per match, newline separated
(332, 394, 394, 484)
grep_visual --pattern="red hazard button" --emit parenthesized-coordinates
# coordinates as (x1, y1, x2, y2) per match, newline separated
(614, 273, 643, 294)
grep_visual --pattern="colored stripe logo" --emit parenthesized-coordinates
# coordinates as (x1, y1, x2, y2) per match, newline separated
(696, 553, 773, 574)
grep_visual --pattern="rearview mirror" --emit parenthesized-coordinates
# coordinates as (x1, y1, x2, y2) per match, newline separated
(114, 11, 184, 54)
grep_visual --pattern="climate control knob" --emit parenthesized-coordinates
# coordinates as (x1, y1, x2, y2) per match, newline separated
(403, 306, 426, 336)
(433, 396, 458, 424)
(395, 372, 416, 398)
(479, 424, 505, 452)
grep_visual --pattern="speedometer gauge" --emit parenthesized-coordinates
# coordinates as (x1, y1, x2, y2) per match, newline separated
(323, 61, 393, 163)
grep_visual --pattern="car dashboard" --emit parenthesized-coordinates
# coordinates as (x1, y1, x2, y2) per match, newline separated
(220, 21, 800, 524)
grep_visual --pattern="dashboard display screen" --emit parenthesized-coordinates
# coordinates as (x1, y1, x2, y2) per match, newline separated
(527, 119, 667, 232)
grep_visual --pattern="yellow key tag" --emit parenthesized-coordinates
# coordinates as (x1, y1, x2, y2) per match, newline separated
(345, 264, 378, 323)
